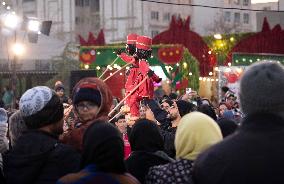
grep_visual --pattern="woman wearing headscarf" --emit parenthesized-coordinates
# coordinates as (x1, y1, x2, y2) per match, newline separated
(61, 77, 113, 152)
(126, 119, 173, 184)
(58, 120, 139, 184)
(145, 112, 223, 184)
(143, 99, 175, 158)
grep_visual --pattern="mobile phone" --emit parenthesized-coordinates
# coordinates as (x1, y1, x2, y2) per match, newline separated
(186, 88, 192, 94)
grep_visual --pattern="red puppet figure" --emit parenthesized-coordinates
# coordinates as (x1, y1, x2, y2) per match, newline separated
(117, 35, 161, 117)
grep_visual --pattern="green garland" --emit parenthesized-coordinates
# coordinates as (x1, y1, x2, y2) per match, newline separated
(179, 49, 200, 91)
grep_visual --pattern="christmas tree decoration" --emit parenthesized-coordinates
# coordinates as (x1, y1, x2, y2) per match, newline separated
(179, 48, 200, 91)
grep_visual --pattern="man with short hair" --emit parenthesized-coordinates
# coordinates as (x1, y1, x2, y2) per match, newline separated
(3, 86, 80, 184)
(193, 61, 284, 184)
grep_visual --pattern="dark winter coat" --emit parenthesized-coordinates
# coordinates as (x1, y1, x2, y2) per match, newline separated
(160, 127, 176, 158)
(3, 130, 80, 184)
(126, 151, 174, 184)
(57, 164, 140, 184)
(193, 113, 284, 184)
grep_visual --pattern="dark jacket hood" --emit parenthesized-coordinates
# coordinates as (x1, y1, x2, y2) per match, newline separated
(3, 130, 59, 184)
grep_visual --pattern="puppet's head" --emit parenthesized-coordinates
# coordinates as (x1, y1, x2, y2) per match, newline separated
(136, 36, 152, 60)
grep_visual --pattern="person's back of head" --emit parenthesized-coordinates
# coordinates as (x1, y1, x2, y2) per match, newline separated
(129, 118, 164, 152)
(19, 86, 64, 135)
(169, 93, 178, 100)
(198, 104, 217, 121)
(175, 112, 223, 161)
(217, 118, 238, 138)
(176, 100, 196, 117)
(240, 61, 284, 118)
(82, 120, 126, 174)
(9, 110, 27, 147)
(19, 86, 65, 137)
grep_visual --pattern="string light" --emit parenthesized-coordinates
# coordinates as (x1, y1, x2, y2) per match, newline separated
(176, 63, 179, 66)
(126, 66, 130, 70)
(84, 64, 89, 69)
(97, 51, 101, 55)
(199, 77, 202, 80)
(119, 72, 122, 75)
(228, 62, 232, 66)
(214, 34, 222, 40)
(189, 72, 192, 76)
(96, 66, 100, 70)
(110, 73, 113, 76)
(2, 2, 6, 6)
(209, 72, 213, 76)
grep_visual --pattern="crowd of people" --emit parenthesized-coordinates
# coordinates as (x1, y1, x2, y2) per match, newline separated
(0, 61, 283, 184)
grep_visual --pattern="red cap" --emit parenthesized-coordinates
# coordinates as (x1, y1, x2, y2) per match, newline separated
(127, 33, 138, 44)
(136, 36, 152, 50)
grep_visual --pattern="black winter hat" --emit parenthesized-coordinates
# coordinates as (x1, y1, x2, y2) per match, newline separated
(73, 84, 101, 106)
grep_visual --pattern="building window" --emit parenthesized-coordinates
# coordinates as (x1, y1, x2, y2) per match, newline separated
(23, 0, 35, 2)
(151, 30, 159, 38)
(263, 6, 271, 10)
(75, 17, 80, 24)
(234, 12, 240, 23)
(234, 0, 240, 5)
(224, 11, 231, 22)
(84, 0, 90, 6)
(91, 0, 100, 12)
(163, 13, 170, 21)
(76, 0, 83, 6)
(243, 0, 249, 6)
(151, 11, 159, 20)
(243, 13, 249, 24)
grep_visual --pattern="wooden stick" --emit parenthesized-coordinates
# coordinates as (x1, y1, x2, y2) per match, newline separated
(108, 112, 122, 123)
(99, 56, 119, 79)
(103, 62, 132, 82)
(108, 76, 148, 117)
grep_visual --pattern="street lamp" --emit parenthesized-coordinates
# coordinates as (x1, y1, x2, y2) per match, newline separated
(11, 42, 25, 108)
(27, 20, 41, 32)
(3, 13, 20, 29)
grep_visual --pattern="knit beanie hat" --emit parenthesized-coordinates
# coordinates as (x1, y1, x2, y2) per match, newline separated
(19, 86, 64, 129)
(73, 83, 101, 106)
(240, 61, 284, 115)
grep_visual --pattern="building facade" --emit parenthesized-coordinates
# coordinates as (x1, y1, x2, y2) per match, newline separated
(251, 1, 284, 32)
(16, 0, 192, 43)
(192, 0, 253, 35)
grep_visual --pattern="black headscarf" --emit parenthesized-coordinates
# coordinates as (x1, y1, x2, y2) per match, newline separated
(129, 119, 164, 152)
(81, 120, 126, 174)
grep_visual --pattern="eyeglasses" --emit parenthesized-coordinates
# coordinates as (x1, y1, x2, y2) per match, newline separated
(76, 102, 98, 111)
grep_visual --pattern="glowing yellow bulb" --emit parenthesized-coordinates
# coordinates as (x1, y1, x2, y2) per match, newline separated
(84, 64, 89, 69)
